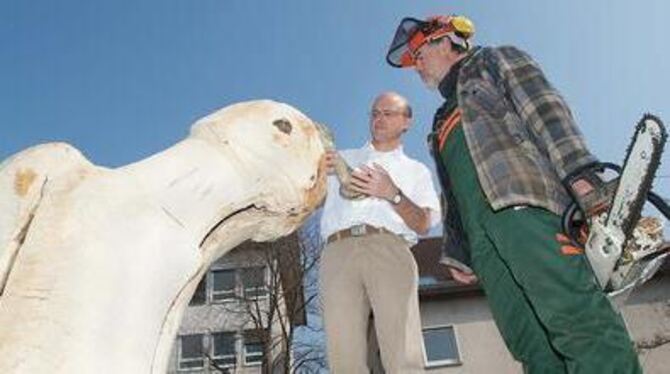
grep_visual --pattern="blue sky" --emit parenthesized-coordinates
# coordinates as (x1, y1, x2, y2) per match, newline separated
(2, 0, 669, 203)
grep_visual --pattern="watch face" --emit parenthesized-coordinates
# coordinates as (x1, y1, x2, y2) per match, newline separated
(392, 193, 402, 204)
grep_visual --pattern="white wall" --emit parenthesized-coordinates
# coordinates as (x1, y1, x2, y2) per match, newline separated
(418, 274, 670, 374)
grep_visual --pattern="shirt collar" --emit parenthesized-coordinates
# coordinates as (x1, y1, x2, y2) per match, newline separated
(364, 142, 405, 157)
(438, 47, 479, 100)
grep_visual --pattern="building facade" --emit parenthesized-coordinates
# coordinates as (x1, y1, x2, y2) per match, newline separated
(167, 233, 669, 373)
(407, 238, 670, 374)
(167, 235, 307, 374)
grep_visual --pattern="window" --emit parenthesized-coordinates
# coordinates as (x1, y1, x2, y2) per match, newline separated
(241, 267, 267, 299)
(243, 331, 265, 365)
(178, 334, 204, 370)
(212, 269, 236, 302)
(418, 275, 439, 287)
(211, 332, 237, 368)
(423, 325, 461, 367)
(191, 266, 269, 304)
(189, 277, 207, 306)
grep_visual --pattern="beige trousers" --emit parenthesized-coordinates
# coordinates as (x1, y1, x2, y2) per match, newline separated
(320, 232, 425, 374)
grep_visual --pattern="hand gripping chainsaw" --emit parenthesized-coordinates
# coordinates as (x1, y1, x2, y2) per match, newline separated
(562, 114, 669, 302)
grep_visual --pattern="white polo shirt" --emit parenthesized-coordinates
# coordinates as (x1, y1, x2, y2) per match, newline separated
(320, 143, 441, 245)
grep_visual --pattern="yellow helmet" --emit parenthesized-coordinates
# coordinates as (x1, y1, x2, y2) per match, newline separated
(451, 16, 475, 38)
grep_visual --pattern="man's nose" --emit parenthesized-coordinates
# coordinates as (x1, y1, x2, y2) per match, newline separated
(414, 60, 423, 72)
(371, 115, 383, 125)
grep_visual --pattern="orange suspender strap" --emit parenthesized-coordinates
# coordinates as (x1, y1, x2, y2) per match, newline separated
(437, 108, 462, 150)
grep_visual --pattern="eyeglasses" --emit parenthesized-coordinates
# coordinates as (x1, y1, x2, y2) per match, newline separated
(369, 109, 408, 119)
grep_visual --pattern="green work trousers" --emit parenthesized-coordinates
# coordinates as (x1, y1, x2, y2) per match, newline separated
(441, 126, 642, 374)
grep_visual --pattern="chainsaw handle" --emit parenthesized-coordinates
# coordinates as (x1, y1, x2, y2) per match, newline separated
(594, 162, 669, 219)
(560, 202, 584, 249)
(561, 161, 670, 247)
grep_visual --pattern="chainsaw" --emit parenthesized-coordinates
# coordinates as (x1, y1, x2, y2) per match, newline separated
(562, 114, 669, 303)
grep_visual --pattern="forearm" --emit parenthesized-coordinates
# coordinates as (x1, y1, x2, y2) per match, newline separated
(392, 194, 431, 235)
(347, 163, 433, 234)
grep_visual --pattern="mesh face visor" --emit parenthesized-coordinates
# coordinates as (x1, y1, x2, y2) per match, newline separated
(386, 16, 474, 68)
(386, 18, 429, 68)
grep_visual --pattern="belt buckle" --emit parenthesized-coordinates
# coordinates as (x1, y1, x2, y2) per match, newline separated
(350, 225, 367, 236)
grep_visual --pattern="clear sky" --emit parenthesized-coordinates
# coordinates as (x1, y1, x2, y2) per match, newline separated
(2, 0, 669, 202)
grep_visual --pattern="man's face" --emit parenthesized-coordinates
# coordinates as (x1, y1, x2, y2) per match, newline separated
(369, 95, 410, 144)
(413, 39, 452, 90)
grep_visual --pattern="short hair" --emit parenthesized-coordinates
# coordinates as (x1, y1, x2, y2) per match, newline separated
(373, 92, 413, 118)
(403, 102, 413, 118)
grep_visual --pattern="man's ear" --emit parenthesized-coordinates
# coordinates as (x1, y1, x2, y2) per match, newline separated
(438, 38, 453, 56)
(401, 121, 411, 133)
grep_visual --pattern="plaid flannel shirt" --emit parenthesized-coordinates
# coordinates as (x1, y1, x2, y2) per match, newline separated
(435, 45, 598, 270)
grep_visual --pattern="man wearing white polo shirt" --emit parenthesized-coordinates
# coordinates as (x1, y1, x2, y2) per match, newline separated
(320, 91, 441, 373)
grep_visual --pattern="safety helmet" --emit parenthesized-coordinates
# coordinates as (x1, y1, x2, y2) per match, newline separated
(386, 15, 475, 68)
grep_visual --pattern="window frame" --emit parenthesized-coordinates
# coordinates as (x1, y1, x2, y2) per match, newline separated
(177, 334, 205, 371)
(242, 331, 265, 366)
(210, 268, 237, 303)
(188, 276, 207, 306)
(240, 266, 269, 300)
(422, 324, 462, 368)
(210, 331, 238, 369)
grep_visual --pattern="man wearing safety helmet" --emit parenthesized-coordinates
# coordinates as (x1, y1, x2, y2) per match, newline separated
(386, 15, 642, 373)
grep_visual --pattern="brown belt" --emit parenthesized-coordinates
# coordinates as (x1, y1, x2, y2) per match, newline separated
(327, 224, 392, 244)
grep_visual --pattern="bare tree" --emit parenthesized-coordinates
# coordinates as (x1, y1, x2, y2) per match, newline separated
(635, 301, 670, 354)
(636, 334, 670, 352)
(214, 214, 327, 373)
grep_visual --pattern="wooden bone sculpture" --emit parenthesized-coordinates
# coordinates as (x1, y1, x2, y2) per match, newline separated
(0, 100, 330, 373)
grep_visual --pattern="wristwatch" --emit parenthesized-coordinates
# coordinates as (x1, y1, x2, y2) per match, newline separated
(390, 189, 403, 205)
